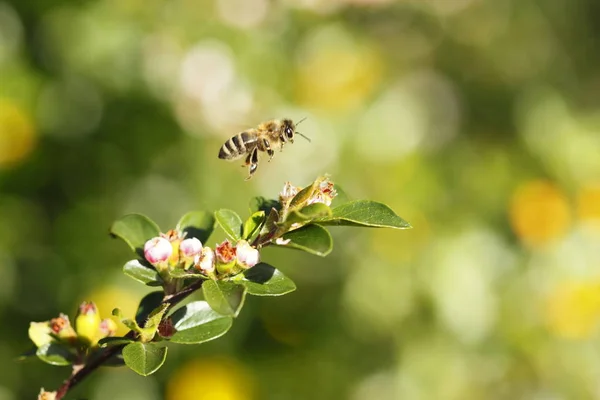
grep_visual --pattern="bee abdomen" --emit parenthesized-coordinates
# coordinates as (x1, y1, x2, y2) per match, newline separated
(218, 131, 255, 160)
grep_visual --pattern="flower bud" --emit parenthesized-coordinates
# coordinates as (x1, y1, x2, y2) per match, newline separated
(179, 237, 202, 269)
(50, 314, 77, 340)
(99, 318, 118, 338)
(28, 322, 54, 348)
(75, 301, 101, 346)
(195, 246, 215, 275)
(158, 317, 176, 338)
(235, 240, 260, 269)
(144, 237, 173, 268)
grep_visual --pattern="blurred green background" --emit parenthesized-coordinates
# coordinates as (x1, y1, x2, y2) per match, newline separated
(2, 0, 600, 398)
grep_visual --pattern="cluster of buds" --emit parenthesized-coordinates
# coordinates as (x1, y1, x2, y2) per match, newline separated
(143, 230, 260, 279)
(213, 239, 260, 276)
(29, 302, 117, 349)
(279, 177, 337, 207)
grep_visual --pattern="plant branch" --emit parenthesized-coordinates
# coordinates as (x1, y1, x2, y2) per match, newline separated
(54, 279, 204, 399)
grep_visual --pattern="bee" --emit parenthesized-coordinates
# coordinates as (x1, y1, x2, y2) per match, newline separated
(218, 118, 310, 180)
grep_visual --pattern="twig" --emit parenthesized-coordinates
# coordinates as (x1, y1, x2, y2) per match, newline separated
(54, 279, 205, 399)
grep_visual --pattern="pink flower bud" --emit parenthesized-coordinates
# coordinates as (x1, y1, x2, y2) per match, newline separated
(195, 247, 215, 274)
(144, 237, 173, 266)
(236, 240, 260, 269)
(215, 239, 237, 264)
(99, 318, 118, 337)
(180, 237, 202, 257)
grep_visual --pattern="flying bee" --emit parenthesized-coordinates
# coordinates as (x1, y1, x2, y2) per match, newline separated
(218, 118, 310, 180)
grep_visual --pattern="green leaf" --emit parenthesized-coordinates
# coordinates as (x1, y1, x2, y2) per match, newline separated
(98, 337, 134, 348)
(176, 211, 215, 244)
(122, 342, 167, 376)
(169, 268, 207, 279)
(202, 280, 247, 317)
(215, 209, 242, 241)
(289, 181, 318, 209)
(36, 343, 75, 366)
(136, 291, 164, 325)
(169, 301, 233, 344)
(278, 223, 333, 256)
(123, 260, 161, 286)
(320, 200, 411, 229)
(242, 211, 265, 241)
(260, 207, 280, 236)
(139, 303, 170, 342)
(249, 196, 280, 214)
(110, 214, 161, 254)
(285, 203, 332, 225)
(239, 263, 296, 296)
(16, 348, 37, 361)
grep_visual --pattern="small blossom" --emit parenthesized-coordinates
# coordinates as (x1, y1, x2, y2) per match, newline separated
(144, 236, 173, 266)
(99, 318, 118, 338)
(75, 301, 101, 345)
(28, 322, 54, 348)
(195, 246, 215, 274)
(215, 239, 237, 264)
(180, 237, 202, 257)
(180, 237, 202, 269)
(38, 389, 57, 400)
(50, 314, 77, 340)
(236, 240, 260, 269)
(279, 181, 300, 204)
(308, 178, 337, 206)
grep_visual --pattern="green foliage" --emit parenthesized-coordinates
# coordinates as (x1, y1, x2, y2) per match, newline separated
(279, 224, 333, 256)
(215, 209, 243, 240)
(236, 263, 296, 296)
(122, 342, 167, 376)
(242, 211, 265, 241)
(202, 281, 247, 317)
(123, 260, 162, 286)
(24, 176, 409, 395)
(36, 343, 76, 366)
(169, 301, 233, 344)
(320, 200, 411, 229)
(110, 214, 161, 253)
(176, 211, 216, 244)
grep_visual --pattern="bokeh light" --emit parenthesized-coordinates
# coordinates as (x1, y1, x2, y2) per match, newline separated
(5, 0, 600, 398)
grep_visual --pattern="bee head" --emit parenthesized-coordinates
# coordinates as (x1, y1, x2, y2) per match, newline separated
(282, 119, 295, 141)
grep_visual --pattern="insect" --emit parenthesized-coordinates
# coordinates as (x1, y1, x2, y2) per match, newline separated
(218, 118, 310, 180)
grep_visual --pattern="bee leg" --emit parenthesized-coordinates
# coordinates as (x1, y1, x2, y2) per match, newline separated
(245, 147, 259, 180)
(262, 139, 274, 161)
(279, 134, 285, 151)
(242, 152, 252, 168)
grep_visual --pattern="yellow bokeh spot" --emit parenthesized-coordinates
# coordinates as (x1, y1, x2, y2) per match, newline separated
(509, 180, 571, 246)
(577, 184, 600, 222)
(295, 38, 382, 112)
(82, 286, 140, 337)
(166, 357, 254, 400)
(0, 99, 37, 168)
(545, 281, 600, 339)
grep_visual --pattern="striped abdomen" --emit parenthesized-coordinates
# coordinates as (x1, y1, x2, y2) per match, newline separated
(218, 131, 257, 160)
